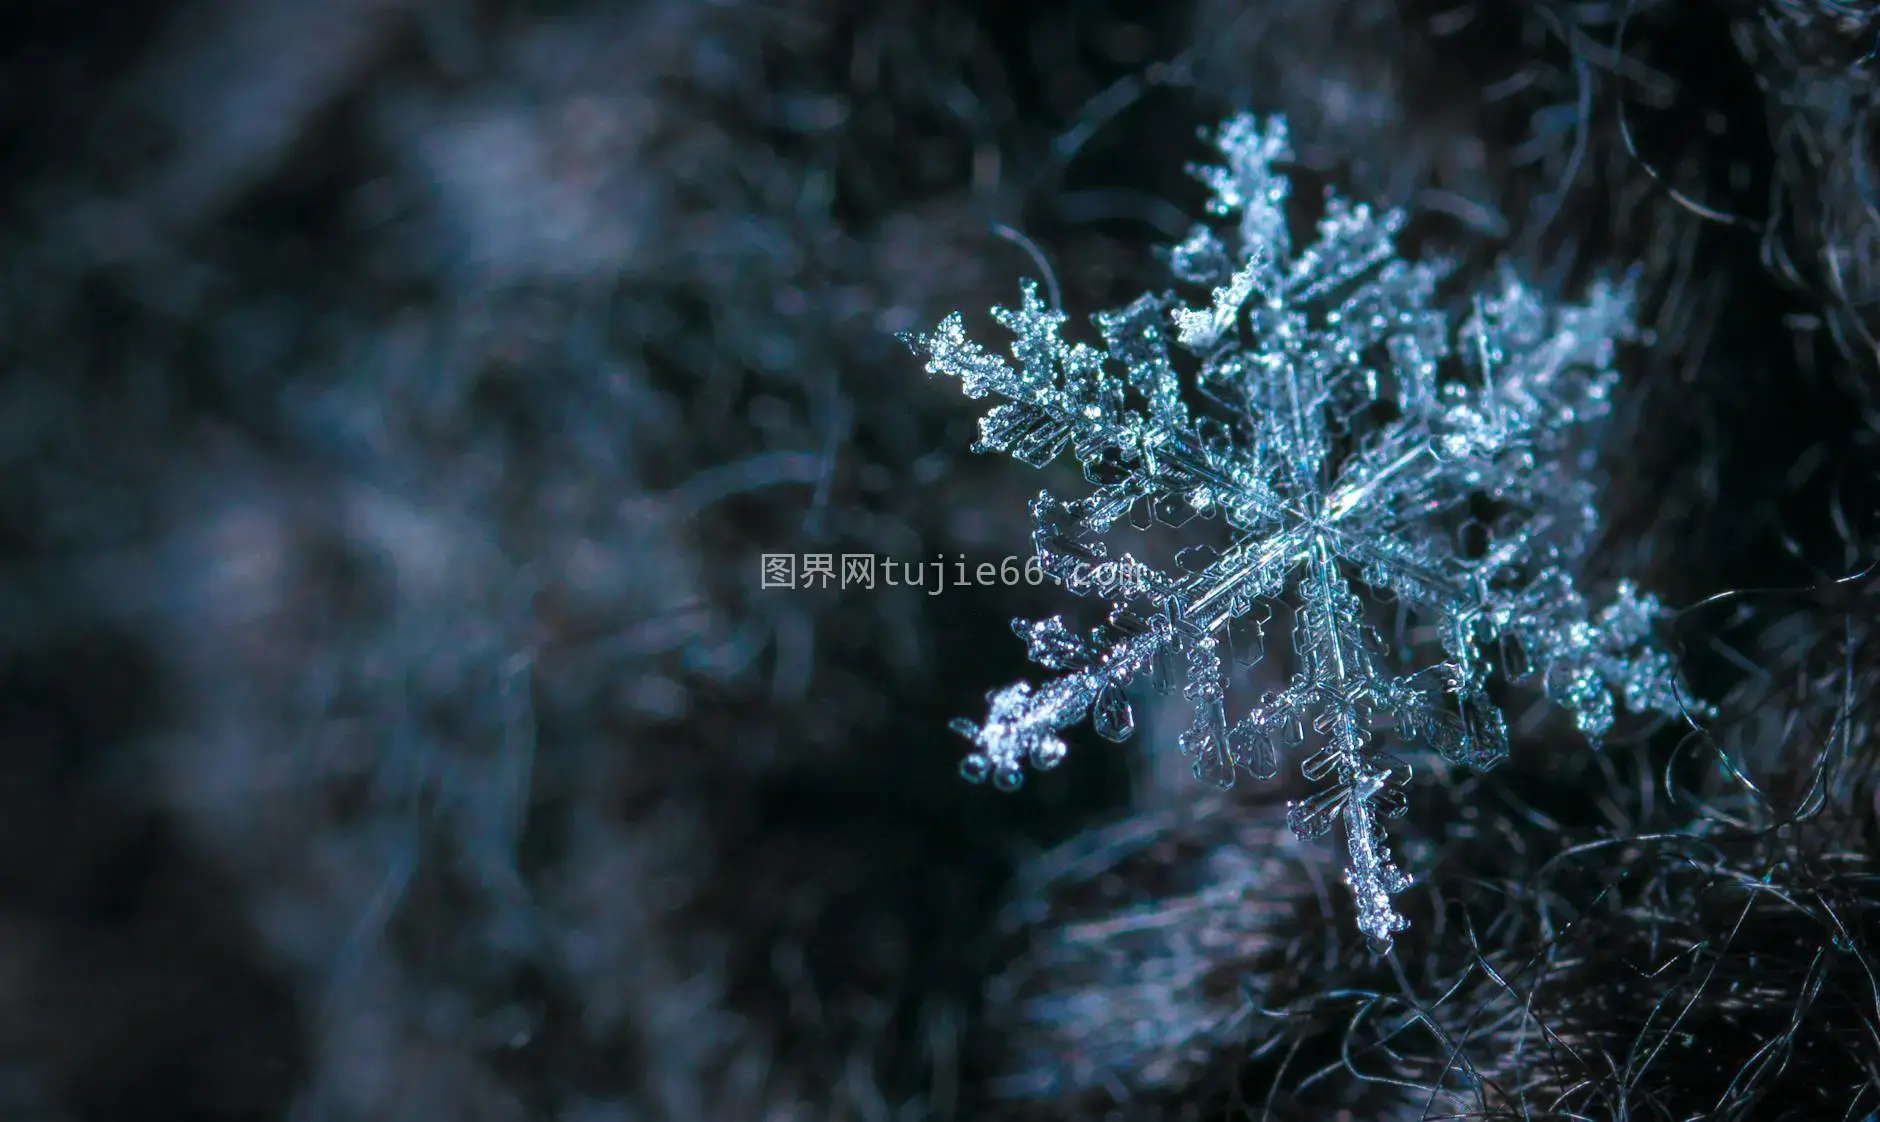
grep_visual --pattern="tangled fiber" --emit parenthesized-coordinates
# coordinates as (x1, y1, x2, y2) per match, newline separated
(1, 0, 1878, 1119)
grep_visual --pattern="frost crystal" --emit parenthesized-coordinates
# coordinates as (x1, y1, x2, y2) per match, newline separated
(905, 114, 1703, 952)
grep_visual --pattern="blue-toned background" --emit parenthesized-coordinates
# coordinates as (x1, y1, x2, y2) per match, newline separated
(2, 2, 1878, 1119)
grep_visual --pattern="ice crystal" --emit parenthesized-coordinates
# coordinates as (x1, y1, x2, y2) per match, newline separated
(904, 114, 1703, 951)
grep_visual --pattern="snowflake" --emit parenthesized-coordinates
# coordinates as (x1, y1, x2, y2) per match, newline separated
(904, 114, 1707, 951)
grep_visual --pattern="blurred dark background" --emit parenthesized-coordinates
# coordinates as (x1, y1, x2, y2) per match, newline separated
(2, 1, 1878, 1119)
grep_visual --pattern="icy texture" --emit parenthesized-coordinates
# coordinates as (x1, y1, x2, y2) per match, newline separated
(906, 114, 1705, 952)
